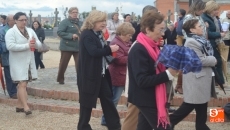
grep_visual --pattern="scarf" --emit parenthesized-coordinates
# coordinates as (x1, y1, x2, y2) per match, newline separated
(189, 34, 214, 56)
(94, 31, 107, 75)
(137, 32, 169, 128)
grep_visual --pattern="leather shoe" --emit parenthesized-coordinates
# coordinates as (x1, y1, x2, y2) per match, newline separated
(16, 108, 24, 112)
(59, 81, 64, 84)
(24, 110, 32, 115)
(10, 94, 17, 99)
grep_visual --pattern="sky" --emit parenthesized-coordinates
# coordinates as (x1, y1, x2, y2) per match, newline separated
(0, 0, 155, 20)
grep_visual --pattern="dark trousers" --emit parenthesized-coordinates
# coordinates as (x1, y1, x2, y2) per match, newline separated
(213, 48, 225, 84)
(136, 105, 171, 130)
(169, 102, 210, 130)
(34, 50, 45, 69)
(57, 51, 78, 83)
(77, 77, 121, 130)
(3, 66, 17, 97)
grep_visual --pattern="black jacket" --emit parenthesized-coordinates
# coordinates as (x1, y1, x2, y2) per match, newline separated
(128, 43, 169, 107)
(34, 28, 45, 43)
(163, 28, 177, 45)
(131, 24, 140, 43)
(77, 29, 112, 108)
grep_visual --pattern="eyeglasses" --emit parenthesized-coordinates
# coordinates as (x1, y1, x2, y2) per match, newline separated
(17, 19, 27, 22)
(71, 12, 78, 14)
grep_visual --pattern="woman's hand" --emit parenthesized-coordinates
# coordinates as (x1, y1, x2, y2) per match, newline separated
(220, 32, 226, 38)
(110, 44, 119, 52)
(72, 34, 78, 40)
(167, 68, 179, 77)
(29, 38, 36, 48)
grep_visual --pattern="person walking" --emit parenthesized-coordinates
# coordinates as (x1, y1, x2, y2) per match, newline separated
(57, 7, 81, 84)
(0, 14, 17, 99)
(100, 22, 135, 126)
(170, 19, 217, 130)
(32, 21, 45, 69)
(5, 12, 42, 115)
(77, 10, 121, 130)
(127, 11, 178, 130)
(202, 1, 227, 87)
(106, 12, 122, 44)
(175, 0, 206, 94)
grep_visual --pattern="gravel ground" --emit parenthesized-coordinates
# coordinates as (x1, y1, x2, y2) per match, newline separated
(0, 104, 230, 130)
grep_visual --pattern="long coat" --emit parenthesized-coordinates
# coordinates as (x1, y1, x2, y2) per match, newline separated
(57, 18, 81, 52)
(5, 25, 42, 81)
(183, 38, 216, 104)
(77, 29, 112, 108)
(109, 36, 131, 86)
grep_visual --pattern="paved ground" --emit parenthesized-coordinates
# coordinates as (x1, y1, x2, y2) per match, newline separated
(0, 38, 230, 130)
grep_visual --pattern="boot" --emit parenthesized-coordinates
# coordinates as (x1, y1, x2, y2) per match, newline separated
(175, 72, 183, 94)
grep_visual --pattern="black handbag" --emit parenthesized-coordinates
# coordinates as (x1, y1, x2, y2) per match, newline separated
(104, 55, 115, 64)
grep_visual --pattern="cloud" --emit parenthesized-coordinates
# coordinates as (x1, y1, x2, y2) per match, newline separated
(0, 0, 154, 18)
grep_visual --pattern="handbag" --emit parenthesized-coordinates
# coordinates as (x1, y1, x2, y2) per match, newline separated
(104, 55, 115, 64)
(38, 43, 50, 53)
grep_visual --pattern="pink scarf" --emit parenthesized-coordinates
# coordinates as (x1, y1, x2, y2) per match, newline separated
(137, 32, 169, 128)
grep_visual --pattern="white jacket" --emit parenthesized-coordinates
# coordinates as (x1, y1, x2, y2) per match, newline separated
(5, 25, 42, 81)
(106, 19, 123, 42)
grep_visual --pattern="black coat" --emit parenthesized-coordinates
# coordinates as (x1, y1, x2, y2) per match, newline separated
(77, 29, 112, 108)
(34, 28, 45, 43)
(163, 28, 177, 45)
(128, 43, 169, 107)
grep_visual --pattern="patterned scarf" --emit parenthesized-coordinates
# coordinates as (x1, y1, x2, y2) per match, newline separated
(188, 34, 214, 56)
(94, 31, 107, 75)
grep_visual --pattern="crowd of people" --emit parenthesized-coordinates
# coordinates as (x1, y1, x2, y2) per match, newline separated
(0, 0, 230, 130)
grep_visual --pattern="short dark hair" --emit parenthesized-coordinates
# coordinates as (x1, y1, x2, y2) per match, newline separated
(32, 20, 42, 30)
(124, 14, 131, 19)
(13, 12, 27, 20)
(140, 11, 164, 33)
(142, 5, 158, 15)
(0, 15, 7, 20)
(179, 9, 186, 16)
(182, 19, 199, 34)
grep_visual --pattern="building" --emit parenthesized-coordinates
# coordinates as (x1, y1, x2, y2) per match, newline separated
(155, 0, 230, 22)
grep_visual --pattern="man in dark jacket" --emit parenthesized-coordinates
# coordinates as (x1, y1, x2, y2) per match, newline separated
(176, 9, 186, 46)
(163, 22, 177, 45)
(0, 15, 17, 99)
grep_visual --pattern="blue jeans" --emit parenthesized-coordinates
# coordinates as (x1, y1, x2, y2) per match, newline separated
(101, 86, 125, 125)
(4, 66, 17, 97)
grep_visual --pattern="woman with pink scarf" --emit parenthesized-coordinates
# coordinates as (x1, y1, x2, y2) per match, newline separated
(127, 11, 178, 130)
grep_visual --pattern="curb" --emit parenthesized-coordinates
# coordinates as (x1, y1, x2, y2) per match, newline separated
(27, 87, 230, 107)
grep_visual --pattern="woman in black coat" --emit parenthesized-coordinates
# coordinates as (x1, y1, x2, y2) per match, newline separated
(32, 21, 45, 69)
(128, 11, 178, 130)
(77, 10, 121, 130)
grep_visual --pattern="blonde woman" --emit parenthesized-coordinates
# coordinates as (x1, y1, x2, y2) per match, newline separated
(77, 10, 121, 130)
(202, 0, 227, 87)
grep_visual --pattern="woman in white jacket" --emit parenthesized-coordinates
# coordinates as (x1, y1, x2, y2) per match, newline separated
(5, 12, 42, 115)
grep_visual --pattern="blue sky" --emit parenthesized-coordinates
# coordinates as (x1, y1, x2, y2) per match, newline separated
(0, 0, 155, 19)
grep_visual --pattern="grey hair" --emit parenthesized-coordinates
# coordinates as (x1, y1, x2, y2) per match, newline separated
(142, 5, 158, 15)
(6, 14, 14, 21)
